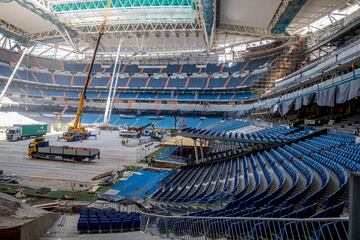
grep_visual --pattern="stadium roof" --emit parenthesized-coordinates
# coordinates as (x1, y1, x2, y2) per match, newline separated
(0, 0, 358, 62)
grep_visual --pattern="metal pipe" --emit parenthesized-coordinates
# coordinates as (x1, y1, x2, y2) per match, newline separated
(0, 47, 28, 105)
(108, 39, 123, 123)
(103, 38, 122, 124)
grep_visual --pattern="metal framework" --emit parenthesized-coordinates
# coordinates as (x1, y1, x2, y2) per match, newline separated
(49, 0, 195, 12)
(77, 22, 202, 34)
(2, 0, 356, 63)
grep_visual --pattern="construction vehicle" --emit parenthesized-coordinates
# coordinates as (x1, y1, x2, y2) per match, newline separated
(6, 124, 47, 141)
(62, 0, 112, 142)
(127, 123, 154, 134)
(142, 123, 163, 141)
(120, 123, 163, 140)
(28, 137, 100, 162)
(119, 129, 140, 138)
(62, 131, 97, 142)
(150, 126, 164, 141)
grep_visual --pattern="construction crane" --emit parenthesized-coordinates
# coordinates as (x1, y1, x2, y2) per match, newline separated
(63, 0, 112, 142)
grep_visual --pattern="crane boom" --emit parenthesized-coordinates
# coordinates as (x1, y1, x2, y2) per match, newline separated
(72, 0, 112, 130)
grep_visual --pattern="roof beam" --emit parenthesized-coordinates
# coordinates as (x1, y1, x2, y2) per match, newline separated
(77, 22, 202, 34)
(0, 19, 29, 44)
(217, 24, 270, 37)
(268, 0, 308, 34)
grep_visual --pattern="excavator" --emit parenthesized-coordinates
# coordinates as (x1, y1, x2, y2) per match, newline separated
(62, 0, 112, 142)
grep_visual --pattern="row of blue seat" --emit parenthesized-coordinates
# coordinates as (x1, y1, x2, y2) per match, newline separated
(77, 208, 140, 233)
(147, 129, 358, 239)
(0, 64, 261, 89)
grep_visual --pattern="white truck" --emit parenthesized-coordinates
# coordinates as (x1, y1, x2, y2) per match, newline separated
(6, 124, 48, 141)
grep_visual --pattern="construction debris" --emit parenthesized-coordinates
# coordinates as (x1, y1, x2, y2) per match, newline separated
(91, 170, 113, 180)
(36, 187, 51, 194)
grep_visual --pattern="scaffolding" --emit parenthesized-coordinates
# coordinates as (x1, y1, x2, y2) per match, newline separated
(253, 37, 306, 94)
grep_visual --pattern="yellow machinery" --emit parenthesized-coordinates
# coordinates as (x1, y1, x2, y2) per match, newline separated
(28, 137, 46, 157)
(28, 137, 100, 161)
(63, 0, 112, 141)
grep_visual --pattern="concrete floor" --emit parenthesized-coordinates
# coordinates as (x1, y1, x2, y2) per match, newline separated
(42, 214, 164, 240)
(0, 131, 151, 190)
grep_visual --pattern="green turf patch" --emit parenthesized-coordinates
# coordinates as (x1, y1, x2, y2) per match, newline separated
(148, 146, 170, 159)
(0, 183, 97, 202)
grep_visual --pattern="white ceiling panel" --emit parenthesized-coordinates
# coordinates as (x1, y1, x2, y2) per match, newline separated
(220, 0, 282, 28)
(0, 1, 56, 34)
(288, 0, 351, 32)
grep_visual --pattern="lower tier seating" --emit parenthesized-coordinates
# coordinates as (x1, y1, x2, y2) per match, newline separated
(77, 208, 140, 233)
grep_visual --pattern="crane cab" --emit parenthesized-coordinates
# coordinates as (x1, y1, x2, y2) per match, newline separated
(28, 137, 49, 156)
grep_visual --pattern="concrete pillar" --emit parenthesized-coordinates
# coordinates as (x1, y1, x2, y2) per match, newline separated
(349, 172, 360, 240)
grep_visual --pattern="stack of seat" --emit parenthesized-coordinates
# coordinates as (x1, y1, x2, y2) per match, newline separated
(77, 208, 140, 233)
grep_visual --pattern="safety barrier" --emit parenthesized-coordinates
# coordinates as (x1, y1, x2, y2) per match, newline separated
(140, 213, 349, 240)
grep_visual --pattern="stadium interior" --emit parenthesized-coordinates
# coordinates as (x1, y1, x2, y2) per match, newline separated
(0, 0, 360, 239)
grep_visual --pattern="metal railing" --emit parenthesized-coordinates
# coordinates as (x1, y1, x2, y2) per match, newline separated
(140, 213, 349, 240)
(87, 202, 139, 212)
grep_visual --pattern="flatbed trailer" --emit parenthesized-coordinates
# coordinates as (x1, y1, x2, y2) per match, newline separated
(28, 138, 100, 162)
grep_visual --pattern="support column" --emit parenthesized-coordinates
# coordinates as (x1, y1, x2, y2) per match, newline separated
(108, 39, 123, 121)
(103, 39, 122, 124)
(0, 47, 28, 104)
(193, 138, 199, 164)
(349, 172, 360, 240)
(199, 140, 204, 163)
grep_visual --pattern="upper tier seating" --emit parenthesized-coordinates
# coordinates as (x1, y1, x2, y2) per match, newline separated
(246, 57, 271, 71)
(64, 63, 85, 73)
(142, 67, 161, 74)
(125, 65, 140, 74)
(166, 64, 179, 74)
(240, 74, 259, 86)
(0, 61, 260, 92)
(33, 72, 53, 84)
(167, 77, 186, 88)
(17, 69, 37, 82)
(226, 76, 244, 88)
(208, 77, 227, 88)
(147, 77, 166, 88)
(205, 64, 222, 74)
(187, 77, 207, 89)
(55, 74, 71, 85)
(128, 77, 147, 88)
(90, 76, 109, 87)
(73, 75, 86, 86)
(223, 62, 244, 73)
(182, 64, 199, 73)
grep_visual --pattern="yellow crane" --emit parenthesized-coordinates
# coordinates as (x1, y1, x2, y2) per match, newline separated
(63, 0, 112, 141)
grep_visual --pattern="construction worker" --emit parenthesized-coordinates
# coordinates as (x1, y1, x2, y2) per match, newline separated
(147, 156, 154, 167)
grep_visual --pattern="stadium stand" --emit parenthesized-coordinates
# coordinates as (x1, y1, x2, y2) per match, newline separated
(143, 130, 354, 238)
(1, 2, 360, 239)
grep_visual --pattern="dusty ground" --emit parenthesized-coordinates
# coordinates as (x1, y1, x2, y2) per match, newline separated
(42, 214, 164, 240)
(0, 131, 151, 190)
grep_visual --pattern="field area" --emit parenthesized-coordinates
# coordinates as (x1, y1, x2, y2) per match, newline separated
(0, 131, 149, 191)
